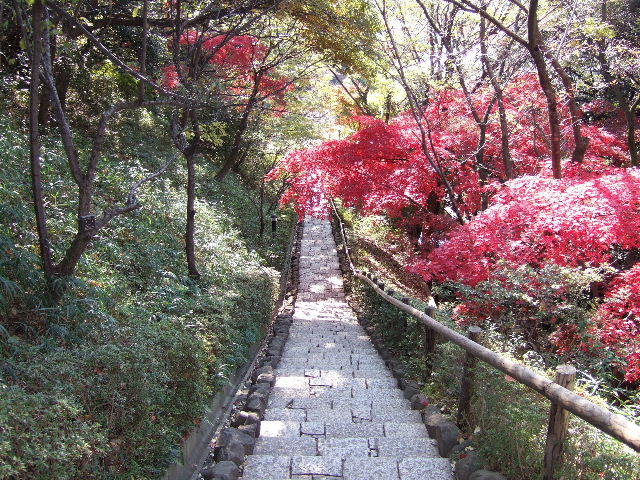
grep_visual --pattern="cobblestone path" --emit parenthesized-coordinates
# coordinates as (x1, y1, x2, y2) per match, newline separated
(240, 219, 452, 480)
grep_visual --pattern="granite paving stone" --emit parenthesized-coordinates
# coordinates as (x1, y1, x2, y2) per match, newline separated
(254, 437, 317, 456)
(370, 409, 422, 423)
(291, 456, 343, 476)
(275, 376, 310, 389)
(350, 404, 372, 422)
(305, 408, 353, 423)
(290, 398, 333, 410)
(325, 422, 384, 438)
(264, 408, 307, 422)
(373, 437, 440, 457)
(343, 457, 399, 480)
(384, 423, 430, 439)
(300, 422, 326, 436)
(366, 378, 399, 389)
(367, 398, 413, 409)
(308, 377, 334, 387)
(241, 455, 291, 480)
(398, 458, 453, 480)
(317, 437, 370, 457)
(351, 388, 405, 400)
(260, 421, 301, 438)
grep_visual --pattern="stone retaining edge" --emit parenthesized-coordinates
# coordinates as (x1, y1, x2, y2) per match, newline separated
(163, 220, 303, 480)
(187, 221, 304, 480)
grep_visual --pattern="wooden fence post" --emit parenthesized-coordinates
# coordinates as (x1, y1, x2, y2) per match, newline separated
(456, 326, 482, 428)
(423, 307, 437, 377)
(543, 364, 577, 480)
(401, 297, 409, 331)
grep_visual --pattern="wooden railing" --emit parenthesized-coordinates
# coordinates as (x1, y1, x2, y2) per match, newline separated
(330, 200, 640, 478)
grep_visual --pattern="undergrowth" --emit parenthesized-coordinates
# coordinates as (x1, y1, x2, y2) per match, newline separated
(0, 112, 294, 479)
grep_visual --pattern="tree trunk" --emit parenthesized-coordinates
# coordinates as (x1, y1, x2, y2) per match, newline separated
(528, 0, 562, 179)
(495, 89, 514, 178)
(214, 78, 261, 181)
(138, 0, 149, 101)
(596, 1, 638, 167)
(545, 52, 589, 163)
(379, 1, 465, 223)
(626, 104, 639, 167)
(38, 84, 51, 128)
(480, 16, 514, 179)
(29, 0, 54, 278)
(258, 178, 266, 237)
(384, 92, 393, 124)
(53, 230, 94, 277)
(37, 32, 55, 128)
(477, 123, 490, 210)
(185, 150, 200, 277)
(56, 67, 71, 112)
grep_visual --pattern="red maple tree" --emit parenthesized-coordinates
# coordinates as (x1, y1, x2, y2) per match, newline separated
(269, 75, 639, 381)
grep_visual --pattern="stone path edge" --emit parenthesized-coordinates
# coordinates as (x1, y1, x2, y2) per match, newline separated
(189, 221, 305, 480)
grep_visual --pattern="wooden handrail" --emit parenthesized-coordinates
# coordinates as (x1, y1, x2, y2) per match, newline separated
(330, 200, 640, 453)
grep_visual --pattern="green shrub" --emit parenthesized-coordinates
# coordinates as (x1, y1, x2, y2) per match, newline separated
(13, 318, 209, 477)
(0, 386, 106, 479)
(0, 111, 293, 478)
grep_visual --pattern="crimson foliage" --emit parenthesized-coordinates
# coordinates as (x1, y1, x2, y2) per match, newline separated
(162, 31, 292, 109)
(270, 76, 640, 383)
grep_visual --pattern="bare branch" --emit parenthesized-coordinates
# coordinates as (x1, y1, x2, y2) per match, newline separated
(48, 1, 204, 107)
(95, 153, 180, 231)
(138, 0, 149, 101)
(41, 8, 82, 185)
(443, 0, 529, 47)
(127, 153, 180, 206)
(328, 66, 373, 116)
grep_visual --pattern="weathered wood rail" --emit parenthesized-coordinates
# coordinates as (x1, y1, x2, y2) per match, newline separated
(330, 200, 640, 477)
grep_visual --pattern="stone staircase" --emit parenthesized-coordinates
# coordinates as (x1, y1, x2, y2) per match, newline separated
(239, 219, 453, 480)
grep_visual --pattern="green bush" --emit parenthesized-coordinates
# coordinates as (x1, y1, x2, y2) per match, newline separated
(470, 353, 640, 479)
(439, 263, 605, 355)
(0, 110, 293, 478)
(0, 386, 106, 479)
(13, 318, 209, 477)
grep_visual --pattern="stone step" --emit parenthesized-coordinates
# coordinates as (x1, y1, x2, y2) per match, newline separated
(270, 382, 403, 395)
(268, 395, 412, 410)
(281, 345, 377, 356)
(273, 374, 399, 388)
(277, 359, 356, 370)
(262, 405, 422, 424)
(277, 358, 387, 370)
(266, 386, 405, 407)
(254, 437, 318, 456)
(240, 454, 453, 480)
(279, 351, 383, 360)
(285, 335, 371, 343)
(278, 353, 364, 363)
(252, 436, 439, 459)
(237, 219, 452, 480)
(274, 376, 368, 389)
(285, 334, 367, 342)
(318, 436, 439, 458)
(259, 421, 429, 439)
(274, 368, 395, 381)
